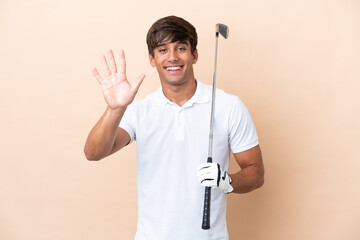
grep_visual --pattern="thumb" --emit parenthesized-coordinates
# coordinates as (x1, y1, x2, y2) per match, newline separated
(131, 74, 145, 93)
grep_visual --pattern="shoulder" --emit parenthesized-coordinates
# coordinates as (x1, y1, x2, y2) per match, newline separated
(213, 87, 253, 124)
(215, 87, 245, 112)
(197, 79, 238, 103)
(216, 88, 238, 103)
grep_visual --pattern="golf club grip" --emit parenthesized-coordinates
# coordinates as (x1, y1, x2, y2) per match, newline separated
(202, 157, 213, 230)
(202, 186, 211, 229)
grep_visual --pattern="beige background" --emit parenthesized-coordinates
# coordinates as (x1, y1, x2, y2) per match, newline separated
(1, 0, 359, 239)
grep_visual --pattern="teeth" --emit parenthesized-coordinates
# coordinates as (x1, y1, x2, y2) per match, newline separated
(166, 66, 181, 71)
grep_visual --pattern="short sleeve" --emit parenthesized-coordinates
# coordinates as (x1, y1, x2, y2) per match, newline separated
(119, 102, 137, 143)
(228, 98, 259, 153)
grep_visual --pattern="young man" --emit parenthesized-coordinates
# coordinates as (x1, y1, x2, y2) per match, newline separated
(84, 15, 264, 240)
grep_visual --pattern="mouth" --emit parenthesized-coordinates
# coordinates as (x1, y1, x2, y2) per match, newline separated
(164, 65, 184, 73)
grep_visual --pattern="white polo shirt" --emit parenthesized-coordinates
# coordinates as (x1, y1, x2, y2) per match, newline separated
(120, 80, 258, 240)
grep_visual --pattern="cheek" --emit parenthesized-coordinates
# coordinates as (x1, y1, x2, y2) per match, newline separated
(155, 63, 164, 71)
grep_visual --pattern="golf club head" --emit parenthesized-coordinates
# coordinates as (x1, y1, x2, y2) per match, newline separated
(216, 23, 229, 39)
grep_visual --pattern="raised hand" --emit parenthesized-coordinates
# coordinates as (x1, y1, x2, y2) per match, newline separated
(92, 49, 145, 110)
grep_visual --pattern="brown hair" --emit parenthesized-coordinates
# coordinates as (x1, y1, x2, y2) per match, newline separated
(146, 15, 198, 57)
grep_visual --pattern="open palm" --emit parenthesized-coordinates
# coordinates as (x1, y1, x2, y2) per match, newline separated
(92, 49, 145, 109)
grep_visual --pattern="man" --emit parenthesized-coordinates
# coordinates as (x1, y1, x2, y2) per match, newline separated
(84, 15, 264, 240)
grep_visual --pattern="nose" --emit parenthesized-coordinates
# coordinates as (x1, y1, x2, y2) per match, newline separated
(168, 49, 179, 62)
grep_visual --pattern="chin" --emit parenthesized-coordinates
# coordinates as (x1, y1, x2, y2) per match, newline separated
(163, 77, 188, 86)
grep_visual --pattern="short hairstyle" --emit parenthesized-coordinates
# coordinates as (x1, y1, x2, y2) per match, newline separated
(146, 15, 198, 57)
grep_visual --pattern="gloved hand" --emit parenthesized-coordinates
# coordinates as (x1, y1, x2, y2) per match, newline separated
(197, 163, 234, 194)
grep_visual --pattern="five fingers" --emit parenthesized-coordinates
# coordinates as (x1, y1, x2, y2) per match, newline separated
(92, 49, 144, 89)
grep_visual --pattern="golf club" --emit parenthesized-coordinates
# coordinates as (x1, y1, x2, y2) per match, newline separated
(202, 23, 229, 230)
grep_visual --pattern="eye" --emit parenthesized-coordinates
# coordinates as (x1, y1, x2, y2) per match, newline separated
(158, 48, 167, 53)
(178, 47, 186, 51)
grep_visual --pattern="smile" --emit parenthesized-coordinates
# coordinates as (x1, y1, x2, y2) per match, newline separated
(164, 65, 184, 72)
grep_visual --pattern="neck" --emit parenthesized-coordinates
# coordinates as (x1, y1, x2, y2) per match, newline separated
(161, 78, 197, 107)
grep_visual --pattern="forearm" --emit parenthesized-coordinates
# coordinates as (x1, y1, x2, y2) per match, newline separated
(84, 106, 126, 160)
(229, 163, 264, 194)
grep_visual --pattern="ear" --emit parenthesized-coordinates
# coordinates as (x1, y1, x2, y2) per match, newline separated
(192, 49, 198, 64)
(149, 54, 156, 67)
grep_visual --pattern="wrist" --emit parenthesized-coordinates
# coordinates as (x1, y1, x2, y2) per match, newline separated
(224, 172, 234, 194)
(107, 105, 127, 116)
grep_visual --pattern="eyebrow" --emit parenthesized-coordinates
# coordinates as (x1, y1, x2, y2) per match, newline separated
(155, 41, 189, 48)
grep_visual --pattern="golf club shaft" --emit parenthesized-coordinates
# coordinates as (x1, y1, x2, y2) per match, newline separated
(202, 33, 219, 230)
(208, 35, 218, 159)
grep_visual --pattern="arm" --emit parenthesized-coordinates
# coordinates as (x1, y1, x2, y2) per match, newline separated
(229, 145, 264, 193)
(84, 49, 145, 161)
(84, 106, 130, 160)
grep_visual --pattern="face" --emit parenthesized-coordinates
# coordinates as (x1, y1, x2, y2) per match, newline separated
(149, 40, 198, 86)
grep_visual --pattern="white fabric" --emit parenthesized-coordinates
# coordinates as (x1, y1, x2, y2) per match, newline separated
(119, 79, 258, 240)
(198, 163, 234, 194)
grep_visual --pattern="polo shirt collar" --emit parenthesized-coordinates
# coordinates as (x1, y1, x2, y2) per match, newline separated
(154, 79, 210, 107)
